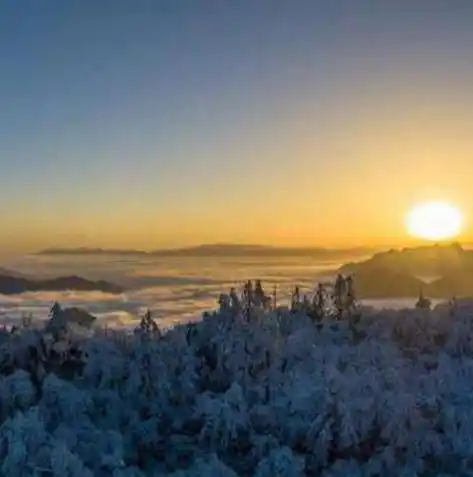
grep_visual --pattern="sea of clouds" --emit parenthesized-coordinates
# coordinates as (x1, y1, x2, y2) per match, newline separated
(0, 253, 441, 329)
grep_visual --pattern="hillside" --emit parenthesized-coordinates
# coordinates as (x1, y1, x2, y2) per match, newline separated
(0, 274, 123, 295)
(0, 267, 26, 278)
(349, 267, 425, 298)
(340, 243, 473, 299)
(340, 242, 473, 276)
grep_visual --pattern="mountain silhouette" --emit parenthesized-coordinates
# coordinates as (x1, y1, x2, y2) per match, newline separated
(38, 244, 375, 258)
(0, 274, 123, 295)
(339, 243, 473, 299)
(340, 242, 471, 277)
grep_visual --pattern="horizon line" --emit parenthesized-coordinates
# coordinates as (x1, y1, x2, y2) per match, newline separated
(30, 240, 472, 255)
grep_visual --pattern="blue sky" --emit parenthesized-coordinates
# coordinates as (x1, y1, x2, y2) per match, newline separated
(2, 1, 473, 251)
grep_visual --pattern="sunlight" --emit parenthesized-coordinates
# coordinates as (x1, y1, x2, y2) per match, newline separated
(405, 201, 463, 241)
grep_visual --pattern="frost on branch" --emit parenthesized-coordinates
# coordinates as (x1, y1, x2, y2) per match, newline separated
(254, 446, 304, 477)
(0, 407, 92, 477)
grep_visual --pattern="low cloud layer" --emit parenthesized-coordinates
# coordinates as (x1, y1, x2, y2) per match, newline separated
(0, 254, 433, 328)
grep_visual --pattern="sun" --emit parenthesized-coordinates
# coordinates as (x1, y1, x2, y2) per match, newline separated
(405, 201, 463, 241)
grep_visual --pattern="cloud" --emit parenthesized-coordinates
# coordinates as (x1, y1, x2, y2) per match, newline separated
(0, 253, 366, 329)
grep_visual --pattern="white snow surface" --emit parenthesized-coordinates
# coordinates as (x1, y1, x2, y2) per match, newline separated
(1, 301, 473, 475)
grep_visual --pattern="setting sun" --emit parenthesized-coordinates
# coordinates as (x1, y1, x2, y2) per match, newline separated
(405, 201, 463, 242)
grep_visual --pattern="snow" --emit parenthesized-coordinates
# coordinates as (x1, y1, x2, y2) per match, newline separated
(0, 289, 472, 475)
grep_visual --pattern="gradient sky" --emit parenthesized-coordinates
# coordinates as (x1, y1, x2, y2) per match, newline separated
(2, 0, 473, 252)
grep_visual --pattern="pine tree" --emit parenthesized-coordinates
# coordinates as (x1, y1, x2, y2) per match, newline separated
(229, 287, 240, 315)
(345, 275, 357, 314)
(218, 293, 231, 313)
(415, 286, 431, 310)
(47, 302, 66, 340)
(449, 295, 457, 317)
(333, 274, 346, 319)
(254, 279, 265, 308)
(312, 283, 326, 321)
(291, 286, 301, 311)
(139, 309, 160, 336)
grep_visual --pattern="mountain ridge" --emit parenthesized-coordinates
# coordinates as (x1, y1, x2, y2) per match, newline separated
(339, 243, 473, 299)
(37, 243, 377, 258)
(0, 274, 123, 295)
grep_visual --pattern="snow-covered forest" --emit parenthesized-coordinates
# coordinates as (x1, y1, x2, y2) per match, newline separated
(0, 277, 472, 476)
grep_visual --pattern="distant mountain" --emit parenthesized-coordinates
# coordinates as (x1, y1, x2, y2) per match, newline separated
(350, 268, 425, 299)
(152, 244, 277, 256)
(428, 272, 473, 299)
(0, 267, 26, 278)
(38, 244, 376, 258)
(340, 242, 473, 277)
(0, 274, 123, 295)
(339, 243, 473, 299)
(38, 247, 147, 256)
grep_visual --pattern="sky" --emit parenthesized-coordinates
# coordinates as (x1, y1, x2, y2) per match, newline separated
(1, 0, 473, 252)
